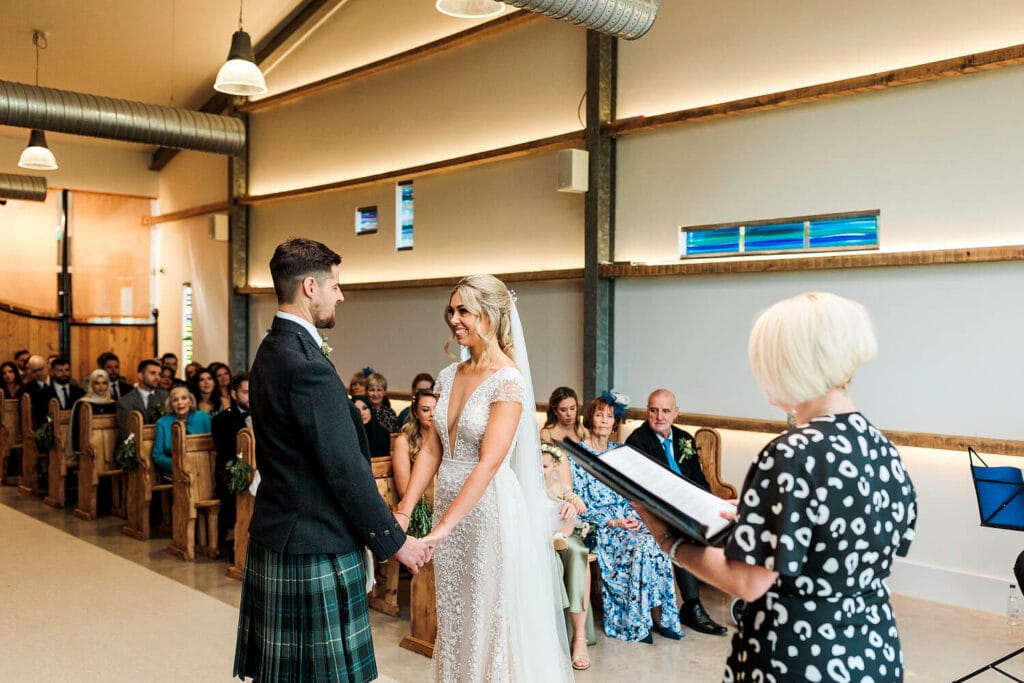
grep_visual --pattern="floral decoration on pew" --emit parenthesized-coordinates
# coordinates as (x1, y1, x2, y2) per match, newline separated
(115, 433, 140, 472)
(225, 451, 255, 494)
(407, 498, 433, 539)
(34, 417, 56, 452)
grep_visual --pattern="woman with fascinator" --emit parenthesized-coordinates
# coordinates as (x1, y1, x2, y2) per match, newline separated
(570, 392, 684, 643)
(395, 274, 573, 682)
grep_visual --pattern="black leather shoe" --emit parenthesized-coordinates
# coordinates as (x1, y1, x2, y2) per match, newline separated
(654, 624, 684, 640)
(680, 602, 728, 636)
(639, 632, 654, 644)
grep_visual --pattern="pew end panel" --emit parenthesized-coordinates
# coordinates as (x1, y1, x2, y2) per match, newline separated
(72, 403, 126, 521)
(44, 398, 73, 507)
(18, 393, 43, 495)
(0, 396, 24, 485)
(694, 427, 737, 500)
(368, 454, 401, 617)
(226, 427, 256, 581)
(121, 410, 166, 540)
(167, 421, 220, 562)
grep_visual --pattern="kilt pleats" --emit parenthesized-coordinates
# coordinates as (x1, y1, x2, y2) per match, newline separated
(234, 541, 376, 682)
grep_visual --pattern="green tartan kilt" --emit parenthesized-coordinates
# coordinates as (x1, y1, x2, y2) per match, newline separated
(234, 541, 376, 683)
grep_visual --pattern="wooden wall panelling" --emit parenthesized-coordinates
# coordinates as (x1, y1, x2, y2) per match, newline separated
(0, 307, 59, 363)
(70, 324, 156, 383)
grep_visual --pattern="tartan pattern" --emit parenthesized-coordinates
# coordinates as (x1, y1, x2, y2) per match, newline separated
(234, 541, 377, 682)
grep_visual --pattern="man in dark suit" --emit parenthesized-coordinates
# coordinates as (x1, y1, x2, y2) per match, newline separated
(98, 352, 134, 402)
(212, 372, 251, 559)
(116, 359, 167, 439)
(22, 354, 52, 429)
(233, 238, 430, 683)
(625, 388, 729, 636)
(42, 356, 84, 412)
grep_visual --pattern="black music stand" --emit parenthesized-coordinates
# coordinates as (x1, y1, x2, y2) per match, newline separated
(953, 447, 1024, 682)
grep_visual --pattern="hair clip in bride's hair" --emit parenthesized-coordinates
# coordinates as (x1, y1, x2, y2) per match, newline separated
(508, 289, 517, 304)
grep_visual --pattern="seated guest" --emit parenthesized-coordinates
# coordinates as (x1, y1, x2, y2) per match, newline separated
(98, 352, 133, 401)
(22, 355, 51, 428)
(160, 352, 179, 378)
(212, 373, 251, 556)
(116, 359, 168, 439)
(392, 389, 438, 498)
(348, 370, 368, 398)
(151, 385, 212, 477)
(184, 361, 203, 383)
(624, 389, 727, 636)
(209, 361, 233, 407)
(541, 386, 588, 445)
(1, 361, 23, 399)
(44, 356, 85, 412)
(68, 369, 118, 459)
(571, 394, 683, 643)
(396, 373, 435, 426)
(13, 349, 31, 374)
(158, 365, 176, 391)
(366, 372, 399, 433)
(352, 395, 391, 458)
(190, 367, 230, 416)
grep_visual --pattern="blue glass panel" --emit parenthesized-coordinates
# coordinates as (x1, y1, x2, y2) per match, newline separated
(684, 227, 741, 255)
(396, 182, 414, 250)
(744, 222, 804, 251)
(808, 216, 878, 248)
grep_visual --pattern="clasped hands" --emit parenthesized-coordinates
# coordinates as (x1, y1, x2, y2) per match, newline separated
(393, 509, 448, 574)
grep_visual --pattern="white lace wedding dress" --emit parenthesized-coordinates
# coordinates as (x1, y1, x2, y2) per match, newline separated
(432, 362, 573, 683)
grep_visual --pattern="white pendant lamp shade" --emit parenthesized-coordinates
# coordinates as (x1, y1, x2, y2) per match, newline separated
(436, 0, 506, 19)
(214, 30, 267, 96)
(18, 129, 58, 171)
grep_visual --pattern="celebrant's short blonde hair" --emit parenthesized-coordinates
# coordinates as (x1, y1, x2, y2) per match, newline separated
(748, 292, 877, 407)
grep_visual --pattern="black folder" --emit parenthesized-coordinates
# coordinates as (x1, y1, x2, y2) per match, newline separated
(560, 438, 736, 547)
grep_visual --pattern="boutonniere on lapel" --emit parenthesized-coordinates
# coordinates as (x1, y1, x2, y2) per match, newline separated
(321, 336, 333, 358)
(677, 437, 697, 463)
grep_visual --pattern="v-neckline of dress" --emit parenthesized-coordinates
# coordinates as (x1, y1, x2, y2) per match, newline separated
(445, 365, 511, 453)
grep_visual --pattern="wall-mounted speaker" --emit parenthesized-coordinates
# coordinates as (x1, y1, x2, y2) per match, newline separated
(557, 148, 589, 193)
(208, 213, 229, 241)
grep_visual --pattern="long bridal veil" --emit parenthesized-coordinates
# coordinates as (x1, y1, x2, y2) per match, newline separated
(499, 299, 574, 681)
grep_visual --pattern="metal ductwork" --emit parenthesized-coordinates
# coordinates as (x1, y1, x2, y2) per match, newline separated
(0, 173, 47, 202)
(505, 0, 660, 40)
(0, 81, 245, 156)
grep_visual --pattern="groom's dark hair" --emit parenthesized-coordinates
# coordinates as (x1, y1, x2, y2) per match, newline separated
(270, 238, 342, 304)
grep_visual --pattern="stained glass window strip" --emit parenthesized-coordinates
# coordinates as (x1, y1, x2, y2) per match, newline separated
(680, 212, 878, 258)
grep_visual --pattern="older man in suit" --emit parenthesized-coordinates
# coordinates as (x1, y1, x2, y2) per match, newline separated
(625, 388, 728, 636)
(116, 359, 167, 439)
(233, 238, 430, 683)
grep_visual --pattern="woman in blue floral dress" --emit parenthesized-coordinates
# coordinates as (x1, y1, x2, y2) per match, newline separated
(570, 395, 683, 642)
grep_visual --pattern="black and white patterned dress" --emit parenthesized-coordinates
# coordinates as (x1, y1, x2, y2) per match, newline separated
(723, 412, 917, 683)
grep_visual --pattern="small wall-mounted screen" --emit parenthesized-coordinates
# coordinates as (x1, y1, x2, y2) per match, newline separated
(355, 205, 378, 235)
(395, 181, 414, 251)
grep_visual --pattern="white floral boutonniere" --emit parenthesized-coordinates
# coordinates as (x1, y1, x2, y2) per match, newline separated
(321, 336, 333, 357)
(677, 437, 697, 463)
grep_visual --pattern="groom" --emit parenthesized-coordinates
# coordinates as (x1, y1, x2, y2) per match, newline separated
(234, 238, 431, 682)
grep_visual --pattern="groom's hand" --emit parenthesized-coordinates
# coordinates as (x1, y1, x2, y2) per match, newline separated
(395, 536, 430, 574)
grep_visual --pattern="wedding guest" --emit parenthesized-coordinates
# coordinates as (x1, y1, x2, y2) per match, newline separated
(160, 352, 179, 378)
(1, 361, 23, 399)
(571, 395, 683, 643)
(625, 388, 727, 635)
(353, 395, 391, 458)
(151, 385, 212, 477)
(212, 373, 252, 556)
(13, 349, 31, 373)
(98, 352, 133, 401)
(190, 367, 230, 416)
(348, 371, 368, 398)
(541, 386, 587, 444)
(634, 292, 918, 681)
(209, 362, 232, 401)
(392, 389, 437, 498)
(159, 365, 176, 391)
(184, 361, 203, 382)
(366, 372, 399, 433)
(396, 373, 435, 426)
(116, 359, 168, 439)
(68, 369, 118, 457)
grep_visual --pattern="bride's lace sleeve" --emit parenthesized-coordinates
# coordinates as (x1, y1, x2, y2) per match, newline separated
(490, 371, 524, 404)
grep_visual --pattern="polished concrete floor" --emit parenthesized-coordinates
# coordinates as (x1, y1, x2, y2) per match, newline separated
(3, 483, 1022, 682)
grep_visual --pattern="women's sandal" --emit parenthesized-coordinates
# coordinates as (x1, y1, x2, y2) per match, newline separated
(571, 637, 591, 671)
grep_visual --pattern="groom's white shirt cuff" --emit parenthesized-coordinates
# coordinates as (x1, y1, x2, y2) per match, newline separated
(275, 311, 322, 348)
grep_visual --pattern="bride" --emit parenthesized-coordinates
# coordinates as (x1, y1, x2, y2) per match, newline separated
(395, 274, 573, 682)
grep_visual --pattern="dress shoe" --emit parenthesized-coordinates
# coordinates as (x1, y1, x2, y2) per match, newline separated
(639, 632, 654, 644)
(679, 602, 728, 636)
(654, 623, 684, 640)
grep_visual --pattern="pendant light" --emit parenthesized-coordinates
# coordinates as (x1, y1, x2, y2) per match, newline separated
(18, 31, 57, 171)
(436, 0, 506, 19)
(214, 0, 267, 96)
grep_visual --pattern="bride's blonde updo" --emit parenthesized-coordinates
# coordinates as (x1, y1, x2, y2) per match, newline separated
(444, 274, 515, 365)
